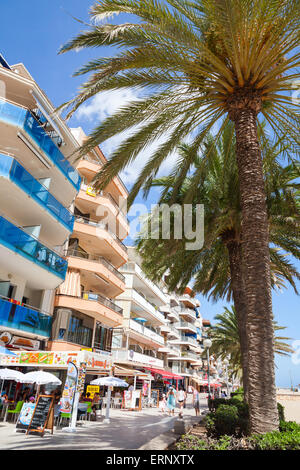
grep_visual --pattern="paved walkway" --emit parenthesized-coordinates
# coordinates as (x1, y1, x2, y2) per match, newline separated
(0, 396, 207, 450)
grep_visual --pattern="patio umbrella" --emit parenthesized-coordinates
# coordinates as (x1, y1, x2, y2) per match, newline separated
(90, 376, 129, 387)
(19, 371, 61, 399)
(90, 376, 128, 423)
(19, 371, 61, 385)
(0, 346, 16, 356)
(0, 368, 25, 395)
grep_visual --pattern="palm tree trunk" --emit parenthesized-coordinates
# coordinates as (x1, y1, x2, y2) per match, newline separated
(232, 107, 278, 434)
(226, 240, 249, 402)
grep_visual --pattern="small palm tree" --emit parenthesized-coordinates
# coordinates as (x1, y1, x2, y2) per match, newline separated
(59, 0, 300, 433)
(209, 306, 294, 383)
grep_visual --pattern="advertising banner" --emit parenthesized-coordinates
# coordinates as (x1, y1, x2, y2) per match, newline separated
(60, 362, 78, 413)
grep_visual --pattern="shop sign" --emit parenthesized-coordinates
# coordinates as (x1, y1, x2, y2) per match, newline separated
(0, 350, 112, 370)
(86, 385, 99, 399)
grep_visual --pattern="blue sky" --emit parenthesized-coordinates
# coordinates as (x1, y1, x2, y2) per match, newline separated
(1, 0, 299, 388)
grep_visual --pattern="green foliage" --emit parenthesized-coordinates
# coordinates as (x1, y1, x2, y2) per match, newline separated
(277, 403, 285, 422)
(176, 434, 235, 451)
(205, 399, 249, 437)
(215, 405, 239, 436)
(250, 430, 300, 450)
(279, 421, 300, 433)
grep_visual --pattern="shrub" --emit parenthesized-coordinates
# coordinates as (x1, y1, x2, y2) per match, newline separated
(215, 405, 239, 436)
(250, 430, 300, 450)
(277, 403, 285, 422)
(279, 421, 300, 433)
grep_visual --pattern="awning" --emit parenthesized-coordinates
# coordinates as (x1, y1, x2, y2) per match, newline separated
(114, 364, 153, 380)
(144, 367, 183, 380)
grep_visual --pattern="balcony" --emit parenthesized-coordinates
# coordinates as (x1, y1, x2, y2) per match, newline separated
(129, 319, 165, 345)
(131, 289, 165, 325)
(177, 321, 197, 334)
(179, 308, 197, 321)
(0, 214, 67, 288)
(0, 154, 74, 238)
(120, 262, 168, 305)
(55, 291, 123, 328)
(77, 185, 129, 238)
(112, 348, 164, 368)
(73, 215, 128, 268)
(65, 249, 125, 297)
(0, 99, 81, 192)
(0, 295, 52, 337)
(169, 334, 199, 348)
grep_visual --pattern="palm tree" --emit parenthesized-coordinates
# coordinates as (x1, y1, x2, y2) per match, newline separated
(208, 306, 294, 384)
(59, 0, 300, 433)
(136, 127, 300, 401)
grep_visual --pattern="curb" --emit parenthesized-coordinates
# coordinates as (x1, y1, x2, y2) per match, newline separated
(138, 416, 204, 450)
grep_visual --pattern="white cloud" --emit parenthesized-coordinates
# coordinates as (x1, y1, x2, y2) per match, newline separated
(74, 88, 179, 187)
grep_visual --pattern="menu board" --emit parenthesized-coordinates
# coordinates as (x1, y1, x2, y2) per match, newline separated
(27, 395, 54, 436)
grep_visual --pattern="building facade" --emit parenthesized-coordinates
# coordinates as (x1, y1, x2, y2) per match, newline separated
(0, 59, 80, 352)
(50, 127, 129, 354)
(112, 247, 168, 370)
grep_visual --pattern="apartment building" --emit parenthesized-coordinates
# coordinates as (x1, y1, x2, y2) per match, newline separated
(50, 127, 129, 353)
(162, 286, 203, 388)
(112, 247, 168, 370)
(0, 57, 80, 351)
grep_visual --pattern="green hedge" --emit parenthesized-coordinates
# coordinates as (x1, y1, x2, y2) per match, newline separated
(176, 422, 300, 450)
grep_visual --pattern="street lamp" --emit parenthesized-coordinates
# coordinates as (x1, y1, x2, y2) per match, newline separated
(223, 358, 229, 398)
(203, 338, 212, 395)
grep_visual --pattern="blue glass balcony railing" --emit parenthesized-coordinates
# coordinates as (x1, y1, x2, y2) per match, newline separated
(0, 99, 81, 191)
(0, 215, 68, 280)
(0, 153, 74, 232)
(0, 295, 52, 337)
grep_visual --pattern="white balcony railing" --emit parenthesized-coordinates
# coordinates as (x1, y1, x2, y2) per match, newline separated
(131, 289, 165, 323)
(112, 349, 164, 368)
(129, 319, 164, 345)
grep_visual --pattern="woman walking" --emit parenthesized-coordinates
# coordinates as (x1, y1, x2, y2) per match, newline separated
(177, 387, 187, 418)
(193, 387, 201, 417)
(166, 387, 176, 416)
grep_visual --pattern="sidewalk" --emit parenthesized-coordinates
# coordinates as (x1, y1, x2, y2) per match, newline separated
(0, 397, 206, 450)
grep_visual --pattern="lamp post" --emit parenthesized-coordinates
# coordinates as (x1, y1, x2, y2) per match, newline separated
(223, 358, 229, 398)
(203, 339, 212, 395)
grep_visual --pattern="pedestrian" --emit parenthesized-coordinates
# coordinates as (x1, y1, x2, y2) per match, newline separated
(92, 392, 101, 420)
(166, 386, 176, 416)
(159, 393, 167, 413)
(177, 387, 186, 418)
(193, 387, 200, 417)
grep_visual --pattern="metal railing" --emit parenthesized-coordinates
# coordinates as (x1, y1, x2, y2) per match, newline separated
(65, 249, 125, 282)
(81, 291, 123, 315)
(74, 215, 128, 253)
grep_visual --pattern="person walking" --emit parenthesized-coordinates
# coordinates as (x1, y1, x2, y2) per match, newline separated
(193, 387, 201, 417)
(177, 387, 186, 418)
(166, 386, 176, 416)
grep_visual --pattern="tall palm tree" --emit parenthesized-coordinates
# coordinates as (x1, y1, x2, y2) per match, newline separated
(209, 306, 294, 383)
(136, 127, 300, 401)
(59, 0, 300, 433)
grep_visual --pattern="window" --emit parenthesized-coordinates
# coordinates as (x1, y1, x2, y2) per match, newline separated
(94, 323, 112, 352)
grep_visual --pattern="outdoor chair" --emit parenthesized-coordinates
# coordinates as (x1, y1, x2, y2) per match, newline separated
(58, 412, 71, 427)
(53, 404, 61, 426)
(7, 400, 24, 423)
